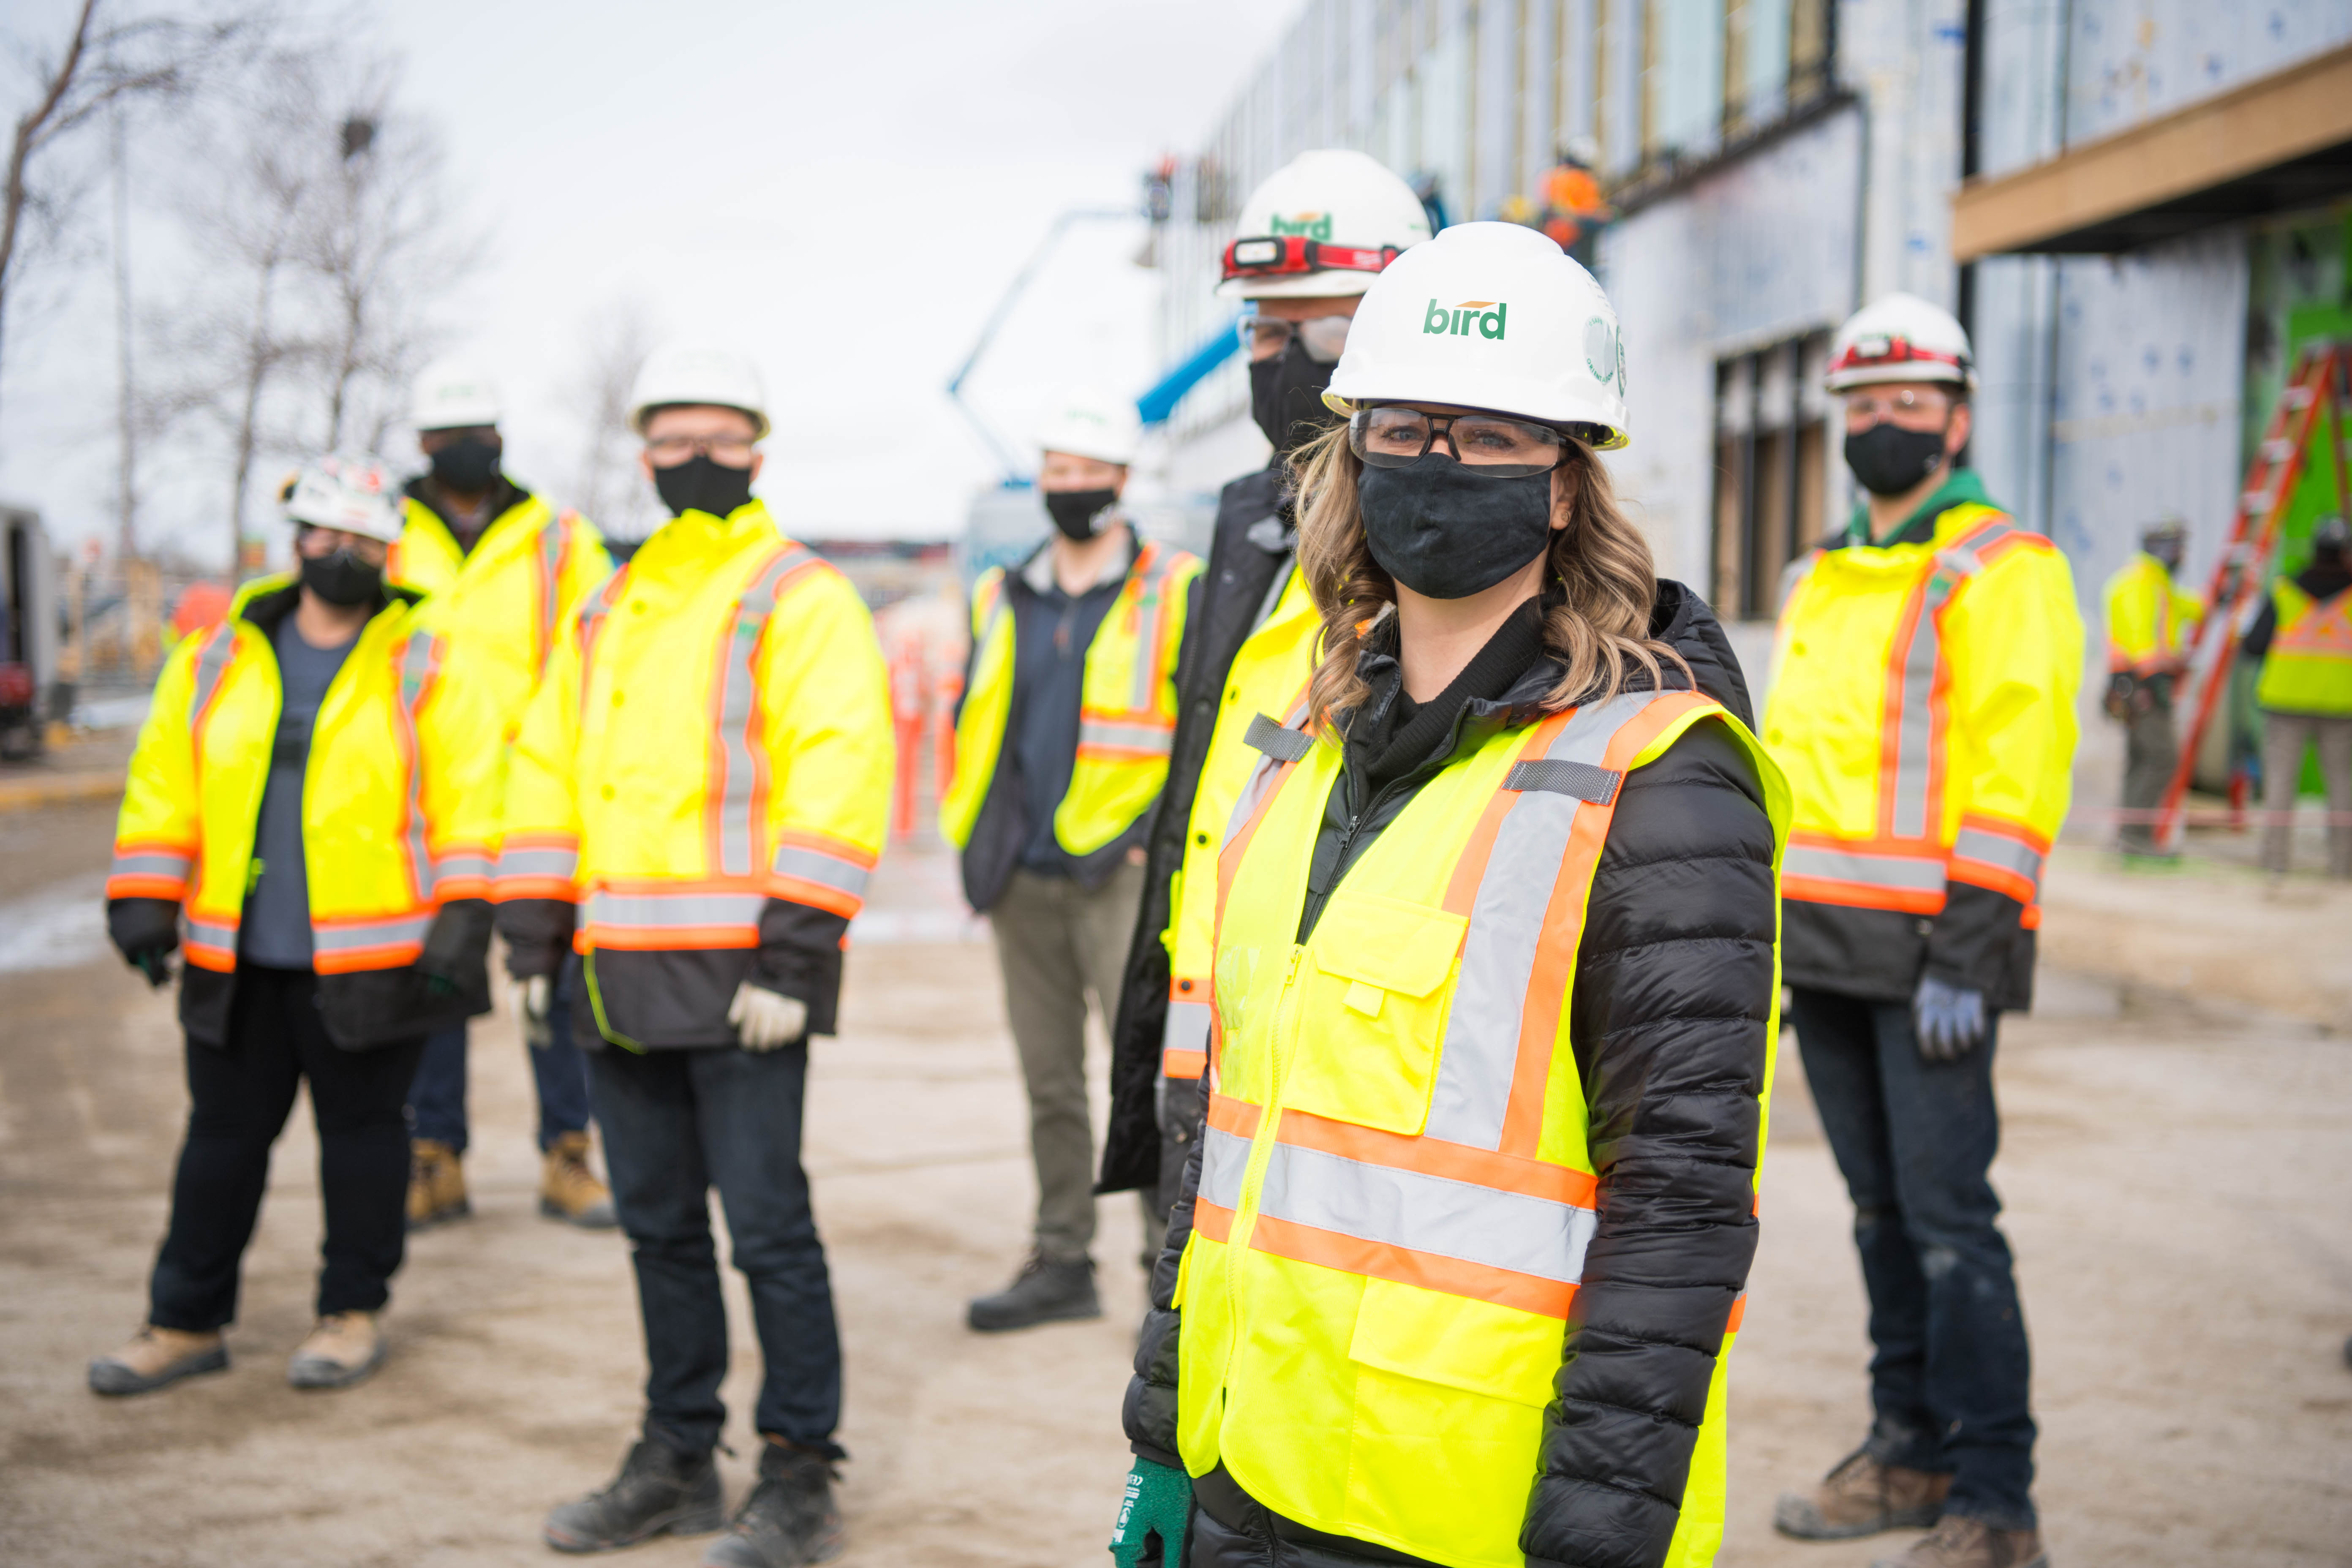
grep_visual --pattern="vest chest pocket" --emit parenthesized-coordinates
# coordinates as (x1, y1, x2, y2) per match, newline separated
(1286, 893, 1466, 1136)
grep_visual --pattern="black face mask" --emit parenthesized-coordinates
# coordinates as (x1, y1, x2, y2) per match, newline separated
(2147, 542, 2185, 573)
(1843, 422, 1951, 498)
(654, 455, 755, 519)
(1358, 456, 1556, 601)
(1043, 487, 1119, 542)
(301, 548, 382, 607)
(1250, 338, 1338, 455)
(427, 436, 501, 494)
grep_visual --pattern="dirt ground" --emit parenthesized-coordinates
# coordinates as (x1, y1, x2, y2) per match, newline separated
(2, 789, 2349, 1566)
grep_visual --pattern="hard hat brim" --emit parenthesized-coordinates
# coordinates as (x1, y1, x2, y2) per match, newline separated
(1217, 271, 1380, 301)
(1823, 363, 1978, 392)
(628, 403, 773, 441)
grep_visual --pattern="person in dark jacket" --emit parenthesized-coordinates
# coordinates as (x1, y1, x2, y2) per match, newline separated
(1108, 222, 1785, 1568)
(88, 456, 494, 1399)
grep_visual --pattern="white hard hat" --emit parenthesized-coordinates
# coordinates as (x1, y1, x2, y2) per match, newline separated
(409, 357, 503, 430)
(1321, 220, 1630, 450)
(1217, 149, 1432, 301)
(281, 454, 402, 542)
(1825, 292, 1978, 391)
(1035, 386, 1141, 466)
(627, 343, 770, 438)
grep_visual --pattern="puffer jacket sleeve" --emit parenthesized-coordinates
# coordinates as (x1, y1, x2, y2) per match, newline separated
(1521, 718, 1779, 1568)
(1123, 1075, 1206, 1467)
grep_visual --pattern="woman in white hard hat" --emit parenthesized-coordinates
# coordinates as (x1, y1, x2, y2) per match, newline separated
(1109, 221, 1788, 1568)
(1099, 147, 1432, 1259)
(90, 456, 496, 1398)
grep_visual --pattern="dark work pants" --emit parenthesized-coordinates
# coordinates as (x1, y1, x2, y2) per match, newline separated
(1788, 987, 2036, 1530)
(2117, 683, 2176, 853)
(408, 967, 591, 1153)
(149, 965, 426, 1330)
(587, 1041, 842, 1455)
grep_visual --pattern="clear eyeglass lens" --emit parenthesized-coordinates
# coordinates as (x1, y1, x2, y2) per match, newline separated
(1846, 389, 1947, 426)
(1238, 314, 1353, 364)
(1351, 409, 1562, 475)
(647, 436, 756, 463)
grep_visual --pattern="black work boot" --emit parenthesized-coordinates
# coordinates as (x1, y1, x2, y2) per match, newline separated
(966, 1250, 1102, 1331)
(544, 1438, 725, 1552)
(702, 1441, 844, 1567)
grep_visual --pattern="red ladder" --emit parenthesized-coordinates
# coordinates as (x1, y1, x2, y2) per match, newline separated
(2156, 342, 2352, 849)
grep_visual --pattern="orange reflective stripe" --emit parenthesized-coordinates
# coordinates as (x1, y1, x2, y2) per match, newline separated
(109, 841, 194, 899)
(1244, 1211, 1580, 1319)
(768, 828, 877, 918)
(1782, 832, 1948, 914)
(1725, 1293, 1747, 1333)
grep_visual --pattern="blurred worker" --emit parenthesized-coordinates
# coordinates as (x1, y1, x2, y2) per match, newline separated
(2100, 519, 2202, 855)
(1767, 294, 2079, 1568)
(392, 357, 618, 1233)
(941, 387, 1202, 1332)
(90, 456, 495, 1398)
(1108, 221, 1786, 1568)
(1097, 149, 1428, 1236)
(497, 345, 891, 1565)
(2242, 513, 2352, 878)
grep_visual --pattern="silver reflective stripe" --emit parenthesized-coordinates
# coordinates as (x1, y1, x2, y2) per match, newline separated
(1503, 758, 1622, 803)
(1078, 719, 1175, 755)
(188, 625, 238, 728)
(1162, 998, 1211, 1060)
(1952, 827, 2042, 882)
(583, 889, 766, 928)
(1783, 843, 1947, 892)
(313, 914, 433, 953)
(1255, 1138, 1596, 1285)
(770, 844, 871, 899)
(1200, 1122, 1251, 1211)
(1889, 523, 2012, 839)
(1242, 713, 1312, 763)
(1426, 691, 1654, 1150)
(535, 515, 568, 672)
(1126, 550, 1169, 714)
(497, 847, 579, 879)
(187, 916, 237, 948)
(434, 852, 494, 884)
(712, 547, 813, 878)
(400, 634, 441, 898)
(111, 851, 191, 878)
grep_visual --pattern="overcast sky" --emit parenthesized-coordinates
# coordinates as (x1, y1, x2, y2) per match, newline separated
(0, 0, 1298, 556)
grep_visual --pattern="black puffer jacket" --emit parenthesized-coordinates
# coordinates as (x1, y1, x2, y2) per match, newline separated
(1123, 583, 1779, 1568)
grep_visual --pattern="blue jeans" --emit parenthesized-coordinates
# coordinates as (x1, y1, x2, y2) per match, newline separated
(587, 1040, 842, 1456)
(407, 968, 592, 1153)
(1788, 986, 2036, 1530)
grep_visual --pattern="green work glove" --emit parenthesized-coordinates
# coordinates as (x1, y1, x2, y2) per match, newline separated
(1108, 1456, 1190, 1568)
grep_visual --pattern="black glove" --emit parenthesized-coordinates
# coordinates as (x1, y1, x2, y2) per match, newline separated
(107, 898, 180, 989)
(2103, 672, 2134, 720)
(128, 947, 174, 988)
(418, 898, 493, 998)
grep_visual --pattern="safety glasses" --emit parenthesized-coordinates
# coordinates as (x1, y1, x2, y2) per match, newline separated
(1348, 408, 1573, 479)
(1220, 234, 1400, 283)
(1235, 313, 1354, 364)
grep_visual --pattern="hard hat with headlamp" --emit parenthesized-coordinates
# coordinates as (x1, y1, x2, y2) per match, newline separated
(280, 454, 402, 542)
(1824, 293, 1978, 392)
(1217, 149, 1432, 302)
(627, 344, 770, 439)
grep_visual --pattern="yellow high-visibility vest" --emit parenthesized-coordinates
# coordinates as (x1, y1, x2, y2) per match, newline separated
(2101, 551, 2202, 676)
(1767, 502, 2081, 919)
(494, 500, 893, 949)
(1157, 566, 1317, 1081)
(2255, 579, 2352, 716)
(1179, 689, 1789, 1568)
(388, 489, 611, 899)
(939, 536, 1203, 858)
(109, 577, 472, 972)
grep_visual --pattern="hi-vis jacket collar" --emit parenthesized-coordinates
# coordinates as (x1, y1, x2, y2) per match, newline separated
(1222, 234, 1401, 283)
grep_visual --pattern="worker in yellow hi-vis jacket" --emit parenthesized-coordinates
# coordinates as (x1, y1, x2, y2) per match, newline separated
(90, 456, 496, 1400)
(2100, 519, 2203, 855)
(498, 343, 890, 1566)
(2243, 513, 2352, 877)
(1766, 294, 2079, 1568)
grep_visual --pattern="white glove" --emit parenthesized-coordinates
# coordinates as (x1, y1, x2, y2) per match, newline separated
(727, 983, 808, 1052)
(519, 974, 553, 1051)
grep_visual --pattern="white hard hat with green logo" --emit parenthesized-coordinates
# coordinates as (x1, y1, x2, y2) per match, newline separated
(1217, 149, 1432, 301)
(1320, 220, 1631, 450)
(628, 343, 771, 439)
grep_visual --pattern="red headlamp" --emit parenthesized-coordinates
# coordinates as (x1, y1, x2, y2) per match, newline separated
(1220, 234, 1402, 283)
(1828, 333, 1972, 379)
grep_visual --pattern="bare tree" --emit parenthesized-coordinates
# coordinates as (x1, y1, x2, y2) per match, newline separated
(0, 0, 256, 428)
(564, 296, 656, 536)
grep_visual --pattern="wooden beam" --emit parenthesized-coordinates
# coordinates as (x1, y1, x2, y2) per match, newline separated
(1951, 43, 2352, 261)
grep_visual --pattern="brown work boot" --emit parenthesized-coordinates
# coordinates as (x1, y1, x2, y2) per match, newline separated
(288, 1310, 384, 1390)
(88, 1325, 229, 1396)
(1775, 1448, 1952, 1539)
(540, 1131, 618, 1229)
(1870, 1515, 2047, 1568)
(406, 1138, 470, 1230)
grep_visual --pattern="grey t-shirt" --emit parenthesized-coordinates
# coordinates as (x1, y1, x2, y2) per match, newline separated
(239, 614, 357, 969)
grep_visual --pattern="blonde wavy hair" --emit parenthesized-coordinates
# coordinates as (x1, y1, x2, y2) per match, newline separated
(1291, 418, 1686, 735)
